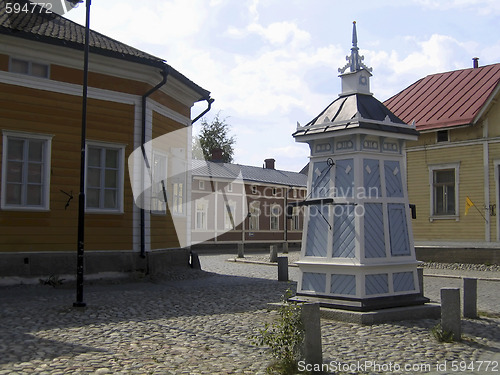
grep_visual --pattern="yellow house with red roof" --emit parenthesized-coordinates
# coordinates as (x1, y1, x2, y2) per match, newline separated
(385, 60, 500, 262)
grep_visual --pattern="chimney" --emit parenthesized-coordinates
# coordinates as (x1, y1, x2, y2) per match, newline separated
(264, 158, 275, 169)
(473, 57, 479, 69)
(210, 148, 224, 163)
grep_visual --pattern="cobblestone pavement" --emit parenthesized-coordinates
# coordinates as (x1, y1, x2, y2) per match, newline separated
(0, 250, 499, 374)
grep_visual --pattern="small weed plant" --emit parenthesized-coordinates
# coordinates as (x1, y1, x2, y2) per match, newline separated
(431, 323, 455, 343)
(253, 289, 306, 375)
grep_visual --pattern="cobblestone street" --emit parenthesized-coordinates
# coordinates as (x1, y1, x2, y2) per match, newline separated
(0, 250, 499, 374)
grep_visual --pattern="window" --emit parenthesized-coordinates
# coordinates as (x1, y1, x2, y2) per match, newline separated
(199, 180, 205, 190)
(224, 201, 236, 230)
(86, 143, 124, 212)
(170, 158, 186, 216)
(251, 186, 257, 194)
(1, 132, 52, 210)
(195, 199, 208, 230)
(436, 130, 449, 143)
(430, 164, 459, 217)
(293, 188, 297, 198)
(227, 183, 233, 192)
(292, 206, 301, 230)
(270, 204, 280, 230)
(272, 187, 277, 196)
(9, 58, 49, 78)
(151, 152, 167, 214)
(249, 201, 260, 230)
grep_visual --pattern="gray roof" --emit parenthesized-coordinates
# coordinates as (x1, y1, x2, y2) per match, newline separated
(0, 0, 210, 100)
(192, 159, 307, 187)
(293, 93, 419, 138)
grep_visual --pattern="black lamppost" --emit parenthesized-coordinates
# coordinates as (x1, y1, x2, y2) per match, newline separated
(74, 0, 91, 308)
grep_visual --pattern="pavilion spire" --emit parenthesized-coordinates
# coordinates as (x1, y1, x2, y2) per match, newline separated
(339, 21, 372, 74)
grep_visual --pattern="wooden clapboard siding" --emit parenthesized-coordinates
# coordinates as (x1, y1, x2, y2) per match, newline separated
(149, 111, 189, 249)
(0, 83, 135, 252)
(51, 64, 190, 117)
(0, 54, 8, 70)
(489, 142, 500, 241)
(407, 144, 484, 241)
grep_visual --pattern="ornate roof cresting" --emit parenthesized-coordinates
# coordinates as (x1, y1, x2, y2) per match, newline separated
(338, 21, 373, 74)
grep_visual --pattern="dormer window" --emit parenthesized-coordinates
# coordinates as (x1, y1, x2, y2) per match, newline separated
(436, 130, 449, 143)
(9, 58, 49, 79)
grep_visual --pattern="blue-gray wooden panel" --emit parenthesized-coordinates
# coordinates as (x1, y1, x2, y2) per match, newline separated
(393, 271, 415, 292)
(365, 273, 389, 295)
(302, 272, 326, 293)
(305, 204, 329, 257)
(335, 159, 354, 198)
(384, 160, 403, 197)
(388, 203, 411, 256)
(312, 161, 330, 198)
(332, 205, 355, 258)
(364, 203, 386, 258)
(363, 159, 381, 194)
(331, 274, 356, 295)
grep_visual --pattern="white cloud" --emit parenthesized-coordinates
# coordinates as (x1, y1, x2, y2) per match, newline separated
(412, 0, 500, 14)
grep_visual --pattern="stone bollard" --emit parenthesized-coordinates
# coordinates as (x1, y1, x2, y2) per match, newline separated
(463, 278, 478, 319)
(270, 245, 278, 263)
(237, 243, 244, 258)
(301, 303, 322, 368)
(283, 242, 289, 254)
(417, 268, 424, 296)
(441, 288, 461, 341)
(277, 256, 288, 281)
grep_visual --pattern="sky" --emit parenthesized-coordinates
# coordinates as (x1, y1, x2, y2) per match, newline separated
(65, 0, 500, 172)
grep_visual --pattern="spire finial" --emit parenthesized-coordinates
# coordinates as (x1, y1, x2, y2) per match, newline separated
(338, 21, 373, 74)
(352, 21, 357, 48)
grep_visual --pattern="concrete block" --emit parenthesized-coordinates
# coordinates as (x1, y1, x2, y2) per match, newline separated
(237, 243, 244, 258)
(441, 288, 461, 341)
(269, 245, 278, 262)
(277, 256, 288, 281)
(417, 268, 424, 296)
(463, 278, 478, 319)
(301, 303, 322, 367)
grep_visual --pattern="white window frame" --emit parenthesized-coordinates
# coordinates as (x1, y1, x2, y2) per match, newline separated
(249, 201, 260, 230)
(150, 151, 168, 215)
(292, 206, 301, 230)
(199, 180, 205, 190)
(429, 163, 460, 221)
(1, 130, 52, 211)
(251, 185, 257, 194)
(224, 200, 237, 230)
(227, 182, 233, 192)
(195, 198, 208, 230)
(9, 57, 50, 79)
(85, 141, 125, 214)
(270, 203, 280, 230)
(170, 158, 186, 216)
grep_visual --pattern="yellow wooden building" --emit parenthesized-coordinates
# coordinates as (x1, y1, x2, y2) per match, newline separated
(0, 3, 211, 277)
(385, 61, 500, 263)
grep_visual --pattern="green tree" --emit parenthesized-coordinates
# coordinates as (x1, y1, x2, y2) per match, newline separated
(195, 112, 235, 163)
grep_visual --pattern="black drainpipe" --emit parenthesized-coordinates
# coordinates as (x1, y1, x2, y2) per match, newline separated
(140, 67, 169, 259)
(192, 97, 215, 124)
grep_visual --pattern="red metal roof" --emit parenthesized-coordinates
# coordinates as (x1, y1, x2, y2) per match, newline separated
(384, 63, 500, 131)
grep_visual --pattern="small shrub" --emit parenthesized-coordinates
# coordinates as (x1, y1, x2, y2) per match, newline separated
(431, 323, 454, 343)
(39, 274, 65, 287)
(253, 290, 306, 374)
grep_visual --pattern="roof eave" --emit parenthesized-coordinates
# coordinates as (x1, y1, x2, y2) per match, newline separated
(472, 79, 500, 125)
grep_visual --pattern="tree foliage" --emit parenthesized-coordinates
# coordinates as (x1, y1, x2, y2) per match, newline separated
(194, 112, 235, 163)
